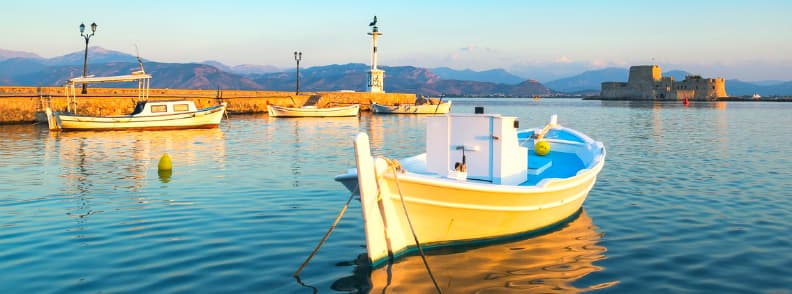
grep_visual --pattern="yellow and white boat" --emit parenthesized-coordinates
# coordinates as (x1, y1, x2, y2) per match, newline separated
(336, 110, 606, 267)
(371, 100, 452, 114)
(267, 104, 359, 117)
(45, 70, 226, 131)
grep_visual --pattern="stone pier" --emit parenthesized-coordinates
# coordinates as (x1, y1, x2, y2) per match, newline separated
(0, 86, 417, 124)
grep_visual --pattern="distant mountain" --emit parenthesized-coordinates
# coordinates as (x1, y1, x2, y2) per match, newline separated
(203, 60, 280, 75)
(726, 79, 792, 96)
(430, 67, 525, 85)
(250, 63, 443, 93)
(12, 62, 262, 89)
(0, 47, 566, 97)
(0, 49, 42, 61)
(0, 58, 48, 80)
(545, 67, 627, 93)
(44, 47, 141, 66)
(249, 63, 550, 96)
(749, 80, 787, 86)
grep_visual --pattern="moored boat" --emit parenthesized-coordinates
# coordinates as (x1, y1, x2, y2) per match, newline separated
(45, 71, 227, 131)
(371, 100, 452, 114)
(267, 104, 360, 117)
(336, 109, 606, 267)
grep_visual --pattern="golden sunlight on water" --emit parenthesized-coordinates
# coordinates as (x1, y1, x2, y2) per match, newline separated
(362, 210, 618, 293)
(44, 128, 226, 191)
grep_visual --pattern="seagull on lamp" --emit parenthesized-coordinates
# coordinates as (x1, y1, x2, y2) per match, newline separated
(369, 16, 377, 26)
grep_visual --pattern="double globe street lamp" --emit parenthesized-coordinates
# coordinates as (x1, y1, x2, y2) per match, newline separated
(79, 22, 97, 94)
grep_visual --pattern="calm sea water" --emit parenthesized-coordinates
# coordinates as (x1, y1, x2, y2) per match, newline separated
(1, 98, 791, 293)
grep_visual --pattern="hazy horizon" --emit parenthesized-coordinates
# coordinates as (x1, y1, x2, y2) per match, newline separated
(3, 0, 791, 82)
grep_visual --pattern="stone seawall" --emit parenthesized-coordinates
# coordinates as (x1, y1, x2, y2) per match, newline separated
(0, 86, 416, 124)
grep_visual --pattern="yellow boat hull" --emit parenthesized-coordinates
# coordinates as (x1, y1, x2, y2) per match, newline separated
(353, 132, 605, 265)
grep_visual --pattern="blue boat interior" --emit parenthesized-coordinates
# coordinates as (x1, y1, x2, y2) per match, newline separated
(518, 129, 588, 186)
(523, 151, 584, 186)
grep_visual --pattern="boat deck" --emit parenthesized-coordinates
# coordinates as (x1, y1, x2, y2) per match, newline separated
(397, 149, 585, 187)
(522, 151, 584, 186)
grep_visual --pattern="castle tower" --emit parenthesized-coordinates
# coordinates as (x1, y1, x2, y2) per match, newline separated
(367, 16, 384, 93)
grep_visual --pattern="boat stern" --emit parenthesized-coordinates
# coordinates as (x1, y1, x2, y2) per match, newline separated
(44, 108, 61, 131)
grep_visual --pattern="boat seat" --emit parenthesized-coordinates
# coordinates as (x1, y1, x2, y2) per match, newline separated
(528, 155, 552, 175)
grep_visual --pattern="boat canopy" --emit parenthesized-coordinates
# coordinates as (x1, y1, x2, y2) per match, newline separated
(63, 71, 152, 114)
(66, 72, 152, 85)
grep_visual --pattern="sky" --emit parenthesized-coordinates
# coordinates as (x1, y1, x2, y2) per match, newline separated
(2, 0, 792, 82)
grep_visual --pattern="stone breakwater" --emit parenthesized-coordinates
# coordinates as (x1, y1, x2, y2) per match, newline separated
(0, 86, 417, 124)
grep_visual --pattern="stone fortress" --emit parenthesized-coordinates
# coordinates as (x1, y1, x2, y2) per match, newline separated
(601, 65, 727, 100)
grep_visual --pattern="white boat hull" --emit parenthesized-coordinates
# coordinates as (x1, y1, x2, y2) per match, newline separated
(47, 103, 226, 131)
(348, 114, 606, 266)
(267, 104, 359, 117)
(371, 101, 452, 114)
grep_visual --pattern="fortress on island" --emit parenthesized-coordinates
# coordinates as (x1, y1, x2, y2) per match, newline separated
(600, 65, 728, 101)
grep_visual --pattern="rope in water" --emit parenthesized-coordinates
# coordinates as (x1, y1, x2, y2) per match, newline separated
(385, 158, 443, 294)
(293, 184, 359, 278)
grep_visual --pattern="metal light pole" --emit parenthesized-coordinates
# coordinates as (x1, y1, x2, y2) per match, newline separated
(80, 22, 98, 94)
(294, 51, 302, 95)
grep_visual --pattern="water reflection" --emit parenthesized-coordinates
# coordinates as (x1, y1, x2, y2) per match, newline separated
(332, 209, 616, 293)
(599, 100, 729, 110)
(265, 116, 361, 187)
(362, 113, 427, 158)
(45, 128, 227, 194)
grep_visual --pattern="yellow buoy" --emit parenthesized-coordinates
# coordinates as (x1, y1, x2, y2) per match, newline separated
(534, 140, 551, 156)
(158, 153, 173, 170)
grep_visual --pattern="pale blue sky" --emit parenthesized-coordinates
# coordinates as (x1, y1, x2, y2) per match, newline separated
(3, 0, 791, 81)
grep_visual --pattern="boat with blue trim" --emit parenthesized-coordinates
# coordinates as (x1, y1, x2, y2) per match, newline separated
(335, 108, 606, 267)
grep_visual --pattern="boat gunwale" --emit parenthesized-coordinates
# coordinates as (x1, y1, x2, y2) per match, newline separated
(267, 104, 359, 112)
(55, 104, 225, 119)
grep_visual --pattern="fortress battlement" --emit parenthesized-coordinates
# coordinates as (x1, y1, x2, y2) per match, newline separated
(601, 65, 727, 101)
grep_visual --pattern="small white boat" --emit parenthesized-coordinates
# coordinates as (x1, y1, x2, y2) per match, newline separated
(47, 100, 226, 131)
(752, 92, 761, 99)
(371, 100, 452, 114)
(335, 110, 606, 267)
(45, 72, 227, 131)
(267, 104, 360, 117)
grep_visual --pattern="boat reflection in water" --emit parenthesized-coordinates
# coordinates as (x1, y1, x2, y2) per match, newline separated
(45, 128, 227, 192)
(332, 209, 617, 293)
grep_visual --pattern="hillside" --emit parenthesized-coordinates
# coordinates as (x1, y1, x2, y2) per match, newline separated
(545, 67, 627, 93)
(431, 67, 525, 85)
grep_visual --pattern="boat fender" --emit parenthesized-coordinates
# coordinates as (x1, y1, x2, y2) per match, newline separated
(535, 140, 551, 156)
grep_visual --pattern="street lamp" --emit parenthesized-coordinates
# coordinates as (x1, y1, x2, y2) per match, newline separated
(294, 51, 302, 95)
(79, 22, 98, 94)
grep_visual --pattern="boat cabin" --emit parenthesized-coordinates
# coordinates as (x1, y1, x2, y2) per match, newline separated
(130, 100, 199, 116)
(425, 110, 528, 185)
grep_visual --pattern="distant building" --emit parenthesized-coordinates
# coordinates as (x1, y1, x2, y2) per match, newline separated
(600, 65, 727, 100)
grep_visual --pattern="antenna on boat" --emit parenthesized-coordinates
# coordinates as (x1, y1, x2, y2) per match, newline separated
(134, 44, 145, 74)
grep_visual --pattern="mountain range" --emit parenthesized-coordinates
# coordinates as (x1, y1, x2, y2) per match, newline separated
(1, 47, 790, 97)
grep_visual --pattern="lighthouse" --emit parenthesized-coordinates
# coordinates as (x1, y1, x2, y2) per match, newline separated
(367, 16, 384, 93)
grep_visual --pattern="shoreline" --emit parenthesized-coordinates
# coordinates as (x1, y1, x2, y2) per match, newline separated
(0, 86, 417, 124)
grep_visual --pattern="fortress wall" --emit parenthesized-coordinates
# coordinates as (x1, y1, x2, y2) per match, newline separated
(601, 65, 728, 101)
(628, 65, 661, 83)
(628, 65, 662, 97)
(0, 87, 417, 124)
(675, 77, 728, 100)
(600, 82, 630, 98)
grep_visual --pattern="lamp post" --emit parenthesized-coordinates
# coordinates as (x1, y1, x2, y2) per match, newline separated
(79, 22, 98, 94)
(294, 51, 302, 95)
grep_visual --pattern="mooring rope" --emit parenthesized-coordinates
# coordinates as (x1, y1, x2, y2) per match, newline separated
(293, 184, 359, 278)
(385, 158, 443, 294)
